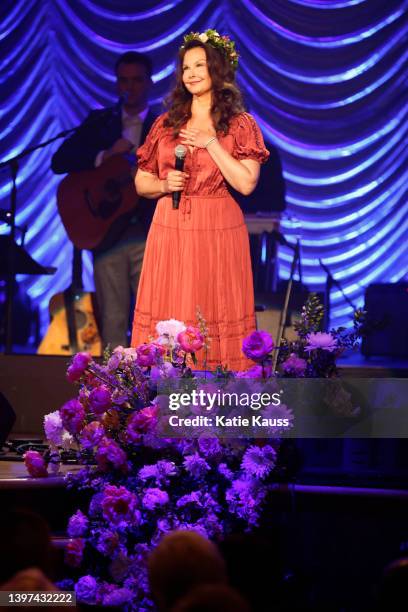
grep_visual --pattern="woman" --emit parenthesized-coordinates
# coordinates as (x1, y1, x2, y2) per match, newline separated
(131, 30, 269, 370)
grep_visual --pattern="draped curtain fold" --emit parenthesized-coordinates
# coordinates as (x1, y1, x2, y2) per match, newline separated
(1, 0, 407, 338)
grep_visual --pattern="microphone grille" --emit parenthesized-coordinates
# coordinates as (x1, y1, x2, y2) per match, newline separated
(175, 144, 187, 160)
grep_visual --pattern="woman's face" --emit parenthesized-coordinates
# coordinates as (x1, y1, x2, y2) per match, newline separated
(182, 47, 212, 97)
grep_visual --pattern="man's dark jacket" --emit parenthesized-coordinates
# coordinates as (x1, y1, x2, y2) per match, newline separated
(51, 105, 159, 253)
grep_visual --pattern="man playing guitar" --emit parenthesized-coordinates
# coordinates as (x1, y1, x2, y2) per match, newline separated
(51, 51, 159, 349)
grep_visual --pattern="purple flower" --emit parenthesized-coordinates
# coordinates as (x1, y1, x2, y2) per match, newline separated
(102, 587, 134, 607)
(136, 343, 161, 367)
(95, 529, 120, 556)
(101, 485, 140, 528)
(138, 460, 177, 484)
(79, 421, 104, 449)
(67, 510, 89, 537)
(89, 385, 112, 415)
(218, 462, 233, 480)
(305, 332, 337, 352)
(242, 330, 274, 362)
(126, 405, 158, 439)
(282, 353, 307, 376)
(67, 352, 92, 382)
(60, 399, 85, 434)
(142, 488, 169, 510)
(88, 492, 104, 517)
(241, 445, 277, 479)
(75, 575, 98, 604)
(183, 453, 210, 478)
(198, 437, 222, 458)
(96, 438, 128, 472)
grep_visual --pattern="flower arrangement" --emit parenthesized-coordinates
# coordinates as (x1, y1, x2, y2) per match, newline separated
(24, 295, 365, 609)
(182, 29, 239, 69)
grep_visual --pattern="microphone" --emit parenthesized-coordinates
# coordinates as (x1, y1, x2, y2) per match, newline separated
(172, 145, 187, 210)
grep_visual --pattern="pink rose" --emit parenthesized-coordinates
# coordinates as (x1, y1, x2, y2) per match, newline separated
(177, 326, 204, 353)
(136, 343, 161, 367)
(24, 450, 48, 478)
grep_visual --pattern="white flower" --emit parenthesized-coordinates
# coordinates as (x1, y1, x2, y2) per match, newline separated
(199, 33, 208, 42)
(44, 410, 73, 448)
(44, 411, 64, 445)
(156, 319, 186, 347)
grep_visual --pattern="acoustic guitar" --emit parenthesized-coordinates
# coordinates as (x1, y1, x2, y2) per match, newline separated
(37, 247, 102, 356)
(57, 154, 138, 251)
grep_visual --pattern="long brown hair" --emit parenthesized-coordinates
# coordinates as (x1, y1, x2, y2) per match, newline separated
(164, 40, 245, 135)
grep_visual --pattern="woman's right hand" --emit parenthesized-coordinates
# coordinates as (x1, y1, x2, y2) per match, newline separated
(164, 170, 189, 193)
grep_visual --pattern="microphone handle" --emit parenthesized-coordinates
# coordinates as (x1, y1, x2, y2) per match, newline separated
(172, 156, 185, 210)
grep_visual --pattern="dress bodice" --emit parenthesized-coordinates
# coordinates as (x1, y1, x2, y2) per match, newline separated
(137, 112, 269, 197)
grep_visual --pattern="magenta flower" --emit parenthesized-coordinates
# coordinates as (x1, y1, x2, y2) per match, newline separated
(96, 438, 128, 472)
(136, 343, 161, 367)
(24, 450, 48, 478)
(67, 510, 89, 537)
(282, 353, 307, 376)
(89, 385, 112, 415)
(67, 352, 92, 382)
(242, 330, 274, 362)
(305, 332, 337, 352)
(177, 326, 204, 353)
(60, 399, 86, 434)
(126, 406, 158, 440)
(101, 485, 140, 527)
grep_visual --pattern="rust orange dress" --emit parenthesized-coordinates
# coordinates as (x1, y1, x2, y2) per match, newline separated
(131, 112, 269, 371)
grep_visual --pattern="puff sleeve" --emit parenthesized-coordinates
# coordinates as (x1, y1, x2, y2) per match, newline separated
(137, 114, 165, 174)
(232, 112, 270, 163)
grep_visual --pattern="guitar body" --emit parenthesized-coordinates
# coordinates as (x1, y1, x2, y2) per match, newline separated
(38, 290, 102, 356)
(57, 155, 137, 251)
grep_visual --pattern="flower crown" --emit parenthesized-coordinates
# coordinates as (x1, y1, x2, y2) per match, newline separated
(181, 29, 239, 70)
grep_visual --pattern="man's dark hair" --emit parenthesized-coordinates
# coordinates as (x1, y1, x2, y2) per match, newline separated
(115, 51, 153, 78)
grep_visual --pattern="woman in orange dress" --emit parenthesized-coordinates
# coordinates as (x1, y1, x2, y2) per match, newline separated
(131, 30, 269, 371)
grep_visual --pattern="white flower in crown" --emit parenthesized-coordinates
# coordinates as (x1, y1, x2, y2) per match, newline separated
(156, 319, 186, 347)
(199, 33, 209, 43)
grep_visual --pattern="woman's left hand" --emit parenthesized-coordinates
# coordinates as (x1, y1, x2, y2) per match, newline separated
(179, 128, 216, 149)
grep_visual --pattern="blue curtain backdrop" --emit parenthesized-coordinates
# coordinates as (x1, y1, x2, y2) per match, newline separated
(1, 0, 407, 339)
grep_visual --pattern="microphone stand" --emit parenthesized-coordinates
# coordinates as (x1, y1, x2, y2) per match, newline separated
(319, 259, 356, 331)
(0, 128, 75, 354)
(272, 238, 300, 373)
